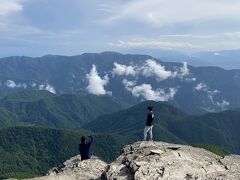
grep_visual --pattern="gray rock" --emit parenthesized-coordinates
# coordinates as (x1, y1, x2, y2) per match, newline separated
(105, 141, 240, 180)
(26, 156, 107, 180)
(25, 141, 240, 180)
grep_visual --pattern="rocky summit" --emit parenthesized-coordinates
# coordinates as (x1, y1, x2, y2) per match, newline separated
(26, 141, 240, 180)
(27, 155, 107, 180)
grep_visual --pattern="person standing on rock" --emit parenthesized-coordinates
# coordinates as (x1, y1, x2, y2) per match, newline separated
(79, 135, 94, 161)
(144, 106, 154, 141)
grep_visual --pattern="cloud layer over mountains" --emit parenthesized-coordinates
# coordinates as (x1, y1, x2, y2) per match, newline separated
(194, 82, 230, 110)
(1, 79, 56, 94)
(84, 59, 230, 110)
(86, 59, 186, 101)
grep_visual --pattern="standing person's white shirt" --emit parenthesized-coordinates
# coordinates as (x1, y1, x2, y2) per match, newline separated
(144, 106, 154, 141)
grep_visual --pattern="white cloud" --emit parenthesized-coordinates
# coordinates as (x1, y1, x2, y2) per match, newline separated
(207, 89, 221, 103)
(0, 0, 23, 17)
(31, 82, 37, 87)
(5, 80, 27, 89)
(112, 60, 191, 82)
(224, 32, 240, 39)
(109, 40, 197, 50)
(1, 0, 240, 55)
(21, 83, 27, 89)
(6, 80, 17, 88)
(39, 83, 56, 94)
(0, 0, 43, 37)
(107, 0, 240, 26)
(86, 64, 110, 95)
(97, 3, 114, 13)
(179, 62, 189, 77)
(141, 59, 176, 81)
(122, 79, 136, 90)
(97, 8, 114, 13)
(214, 52, 221, 56)
(194, 82, 220, 98)
(216, 100, 230, 110)
(194, 83, 220, 97)
(123, 79, 177, 101)
(193, 82, 229, 109)
(108, 31, 240, 51)
(112, 62, 137, 77)
(194, 83, 208, 91)
(184, 77, 197, 82)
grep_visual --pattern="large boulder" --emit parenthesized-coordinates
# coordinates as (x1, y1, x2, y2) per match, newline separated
(105, 141, 240, 180)
(27, 155, 107, 180)
(26, 141, 240, 180)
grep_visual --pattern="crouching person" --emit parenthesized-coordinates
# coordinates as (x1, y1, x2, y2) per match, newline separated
(79, 135, 94, 161)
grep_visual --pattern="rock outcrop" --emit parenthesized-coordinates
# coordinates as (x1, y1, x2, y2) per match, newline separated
(26, 141, 240, 180)
(27, 155, 107, 180)
(105, 141, 240, 180)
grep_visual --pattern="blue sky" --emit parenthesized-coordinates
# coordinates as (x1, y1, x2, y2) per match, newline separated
(1, 0, 240, 57)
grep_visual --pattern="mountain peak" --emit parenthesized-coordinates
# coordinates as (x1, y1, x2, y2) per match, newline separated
(26, 141, 240, 180)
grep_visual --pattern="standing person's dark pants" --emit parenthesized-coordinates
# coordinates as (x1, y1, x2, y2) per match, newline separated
(144, 110, 154, 141)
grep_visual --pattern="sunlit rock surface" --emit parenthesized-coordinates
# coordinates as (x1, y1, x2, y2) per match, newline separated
(27, 155, 107, 180)
(26, 141, 240, 180)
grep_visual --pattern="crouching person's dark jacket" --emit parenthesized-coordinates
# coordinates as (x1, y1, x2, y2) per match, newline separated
(79, 135, 94, 160)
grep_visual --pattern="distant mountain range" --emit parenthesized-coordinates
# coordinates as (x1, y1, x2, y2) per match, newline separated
(1, 51, 240, 179)
(154, 49, 240, 70)
(0, 52, 240, 114)
(0, 91, 240, 178)
(0, 90, 239, 154)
